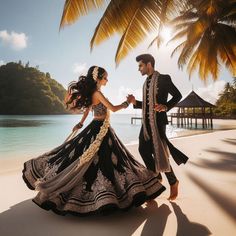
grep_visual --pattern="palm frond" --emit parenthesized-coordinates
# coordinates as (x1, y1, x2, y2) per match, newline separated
(220, 10, 236, 26)
(91, 0, 189, 63)
(168, 28, 188, 43)
(170, 0, 236, 81)
(170, 10, 197, 25)
(170, 41, 186, 57)
(147, 0, 173, 49)
(187, 20, 208, 42)
(162, 0, 187, 18)
(148, 20, 172, 49)
(217, 24, 236, 75)
(113, 0, 163, 65)
(177, 44, 197, 69)
(90, 0, 133, 50)
(60, 0, 105, 29)
(172, 22, 191, 31)
(148, 29, 163, 48)
(187, 50, 200, 79)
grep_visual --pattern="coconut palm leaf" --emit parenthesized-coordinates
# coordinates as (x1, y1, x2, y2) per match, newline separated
(90, 0, 134, 50)
(148, 0, 186, 48)
(220, 3, 236, 25)
(60, 0, 105, 28)
(59, 0, 236, 80)
(217, 25, 236, 74)
(170, 41, 186, 57)
(187, 49, 200, 78)
(91, 0, 185, 53)
(148, 30, 163, 49)
(168, 27, 188, 43)
(94, 0, 190, 64)
(170, 0, 236, 81)
(169, 10, 197, 24)
(113, 0, 163, 65)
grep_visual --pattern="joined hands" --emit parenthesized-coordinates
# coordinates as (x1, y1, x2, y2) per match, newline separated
(126, 94, 167, 112)
(127, 94, 136, 104)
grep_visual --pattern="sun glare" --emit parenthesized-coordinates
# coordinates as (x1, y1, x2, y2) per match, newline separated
(160, 26, 173, 43)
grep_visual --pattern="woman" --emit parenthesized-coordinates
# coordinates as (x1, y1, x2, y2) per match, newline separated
(22, 66, 165, 216)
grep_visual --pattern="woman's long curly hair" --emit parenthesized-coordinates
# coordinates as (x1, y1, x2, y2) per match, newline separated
(65, 66, 106, 111)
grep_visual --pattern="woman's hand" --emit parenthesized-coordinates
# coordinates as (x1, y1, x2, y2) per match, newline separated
(127, 94, 136, 104)
(72, 122, 83, 132)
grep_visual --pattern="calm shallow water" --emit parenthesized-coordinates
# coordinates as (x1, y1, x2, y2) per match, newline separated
(0, 114, 234, 160)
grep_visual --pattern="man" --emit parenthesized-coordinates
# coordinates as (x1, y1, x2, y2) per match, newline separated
(128, 54, 188, 200)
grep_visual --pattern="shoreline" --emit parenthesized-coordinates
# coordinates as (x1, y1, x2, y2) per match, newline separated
(126, 126, 236, 145)
(0, 128, 235, 175)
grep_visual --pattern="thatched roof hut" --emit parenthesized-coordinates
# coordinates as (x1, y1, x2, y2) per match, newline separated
(170, 91, 215, 129)
(176, 91, 215, 108)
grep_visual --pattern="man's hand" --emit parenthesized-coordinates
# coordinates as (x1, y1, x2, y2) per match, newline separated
(127, 94, 136, 105)
(154, 103, 167, 112)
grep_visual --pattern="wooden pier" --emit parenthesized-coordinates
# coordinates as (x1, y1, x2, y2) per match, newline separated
(131, 117, 142, 124)
(169, 113, 213, 129)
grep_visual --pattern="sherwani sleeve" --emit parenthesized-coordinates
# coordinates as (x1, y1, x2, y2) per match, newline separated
(133, 100, 143, 109)
(166, 75, 182, 111)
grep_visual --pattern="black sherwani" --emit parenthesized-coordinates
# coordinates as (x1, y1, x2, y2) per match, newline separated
(134, 73, 188, 185)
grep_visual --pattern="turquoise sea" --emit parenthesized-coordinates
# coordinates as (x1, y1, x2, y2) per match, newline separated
(0, 114, 234, 160)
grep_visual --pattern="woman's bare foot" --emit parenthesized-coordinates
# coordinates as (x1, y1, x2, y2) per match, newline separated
(168, 180, 179, 201)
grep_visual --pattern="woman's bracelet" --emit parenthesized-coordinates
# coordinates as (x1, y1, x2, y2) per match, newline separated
(122, 101, 130, 108)
(77, 122, 83, 128)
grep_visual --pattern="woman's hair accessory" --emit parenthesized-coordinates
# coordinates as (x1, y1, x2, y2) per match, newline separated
(92, 66, 99, 81)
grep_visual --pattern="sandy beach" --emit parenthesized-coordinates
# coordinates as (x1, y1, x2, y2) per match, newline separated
(0, 129, 235, 236)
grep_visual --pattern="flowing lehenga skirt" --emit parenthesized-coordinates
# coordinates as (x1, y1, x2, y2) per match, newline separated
(22, 119, 165, 216)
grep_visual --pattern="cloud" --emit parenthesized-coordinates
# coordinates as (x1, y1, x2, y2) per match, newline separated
(72, 63, 87, 76)
(0, 30, 28, 50)
(0, 60, 5, 66)
(118, 86, 142, 101)
(183, 80, 226, 104)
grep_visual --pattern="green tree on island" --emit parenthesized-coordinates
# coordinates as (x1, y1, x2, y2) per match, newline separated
(0, 62, 68, 115)
(214, 78, 236, 117)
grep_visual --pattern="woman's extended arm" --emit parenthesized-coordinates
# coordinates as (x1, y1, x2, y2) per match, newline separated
(72, 107, 91, 131)
(80, 107, 91, 124)
(94, 91, 129, 112)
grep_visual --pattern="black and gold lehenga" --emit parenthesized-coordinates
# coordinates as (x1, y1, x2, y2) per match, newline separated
(22, 102, 165, 216)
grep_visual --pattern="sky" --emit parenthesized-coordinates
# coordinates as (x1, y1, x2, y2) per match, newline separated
(0, 0, 234, 114)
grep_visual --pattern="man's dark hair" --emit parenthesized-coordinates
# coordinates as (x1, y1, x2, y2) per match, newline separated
(136, 54, 155, 68)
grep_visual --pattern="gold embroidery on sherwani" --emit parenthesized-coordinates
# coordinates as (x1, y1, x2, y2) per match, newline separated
(142, 71, 171, 172)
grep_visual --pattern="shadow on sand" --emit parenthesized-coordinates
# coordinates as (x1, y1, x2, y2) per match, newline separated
(0, 199, 171, 236)
(222, 138, 236, 146)
(170, 202, 211, 236)
(141, 201, 171, 236)
(189, 139, 236, 172)
(187, 172, 236, 221)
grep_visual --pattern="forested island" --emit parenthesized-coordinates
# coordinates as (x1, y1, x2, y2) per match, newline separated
(0, 62, 68, 115)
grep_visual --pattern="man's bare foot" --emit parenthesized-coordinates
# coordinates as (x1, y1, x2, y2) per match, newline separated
(168, 180, 179, 201)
